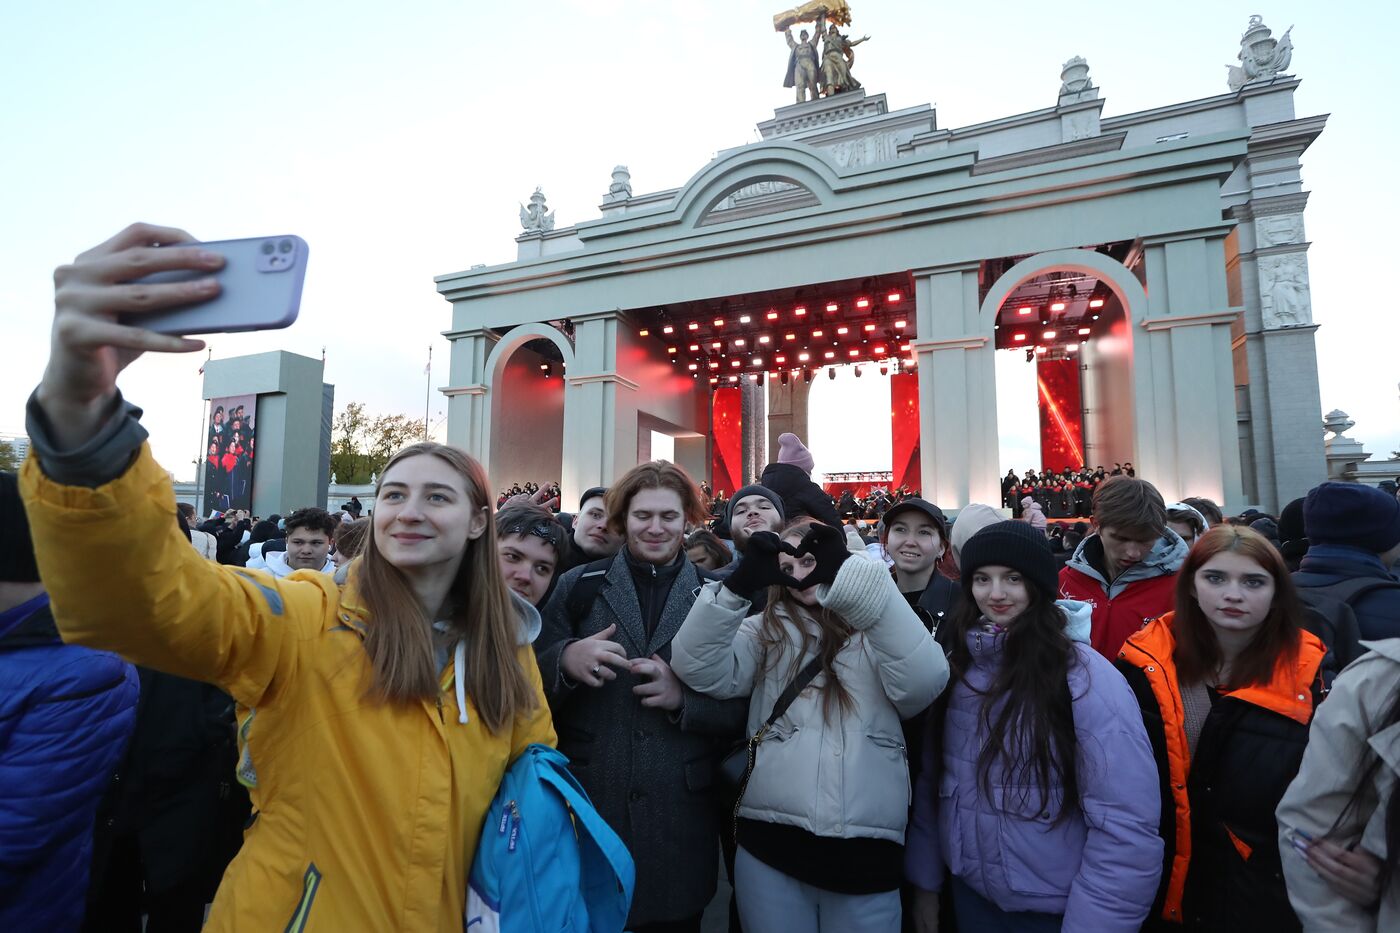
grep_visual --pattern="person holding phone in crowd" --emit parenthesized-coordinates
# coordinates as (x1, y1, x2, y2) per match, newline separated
(906, 521, 1163, 931)
(672, 518, 947, 931)
(1116, 524, 1332, 931)
(17, 223, 556, 931)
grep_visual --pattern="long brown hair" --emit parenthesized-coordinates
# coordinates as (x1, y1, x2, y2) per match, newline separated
(1172, 524, 1303, 689)
(756, 518, 854, 720)
(356, 442, 536, 734)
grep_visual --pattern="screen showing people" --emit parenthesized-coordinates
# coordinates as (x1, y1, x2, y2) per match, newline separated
(205, 394, 257, 514)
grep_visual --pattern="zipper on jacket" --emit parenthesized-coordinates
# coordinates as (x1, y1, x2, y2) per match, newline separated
(283, 863, 322, 933)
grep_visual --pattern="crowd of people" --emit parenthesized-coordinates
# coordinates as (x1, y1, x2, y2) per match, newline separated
(6, 223, 1400, 932)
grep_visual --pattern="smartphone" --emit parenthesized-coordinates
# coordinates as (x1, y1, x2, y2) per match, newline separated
(126, 235, 309, 335)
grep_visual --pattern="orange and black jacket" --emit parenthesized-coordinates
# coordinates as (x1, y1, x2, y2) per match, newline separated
(1114, 614, 1328, 932)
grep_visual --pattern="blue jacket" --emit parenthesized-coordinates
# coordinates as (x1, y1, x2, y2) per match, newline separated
(1293, 544, 1400, 641)
(0, 593, 138, 931)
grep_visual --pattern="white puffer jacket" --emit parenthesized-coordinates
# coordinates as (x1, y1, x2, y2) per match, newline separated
(672, 556, 949, 842)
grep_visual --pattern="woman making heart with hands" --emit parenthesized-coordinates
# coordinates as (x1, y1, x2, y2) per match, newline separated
(671, 518, 949, 932)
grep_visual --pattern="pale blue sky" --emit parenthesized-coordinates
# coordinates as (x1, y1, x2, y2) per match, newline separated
(3, 1, 1394, 482)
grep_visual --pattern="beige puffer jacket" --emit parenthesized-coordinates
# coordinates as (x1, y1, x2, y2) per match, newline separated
(672, 556, 948, 842)
(1277, 639, 1400, 931)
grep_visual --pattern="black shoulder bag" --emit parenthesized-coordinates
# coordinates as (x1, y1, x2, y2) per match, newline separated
(718, 654, 824, 840)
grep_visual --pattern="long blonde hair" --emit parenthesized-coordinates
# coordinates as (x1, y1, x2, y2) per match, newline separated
(356, 442, 536, 734)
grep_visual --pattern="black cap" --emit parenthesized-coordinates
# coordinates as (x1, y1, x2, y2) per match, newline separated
(727, 485, 786, 529)
(0, 472, 40, 584)
(958, 520, 1059, 599)
(881, 498, 948, 536)
(579, 487, 608, 510)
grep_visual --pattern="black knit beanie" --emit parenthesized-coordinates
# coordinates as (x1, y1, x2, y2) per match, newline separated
(0, 472, 41, 583)
(727, 485, 786, 528)
(958, 520, 1059, 599)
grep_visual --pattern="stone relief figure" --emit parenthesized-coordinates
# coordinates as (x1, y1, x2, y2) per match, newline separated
(784, 25, 822, 102)
(519, 187, 555, 233)
(821, 20, 869, 95)
(1256, 213, 1303, 249)
(1259, 253, 1311, 328)
(1227, 15, 1293, 91)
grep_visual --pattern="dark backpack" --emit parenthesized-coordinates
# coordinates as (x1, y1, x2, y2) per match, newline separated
(564, 556, 719, 625)
(1297, 576, 1400, 680)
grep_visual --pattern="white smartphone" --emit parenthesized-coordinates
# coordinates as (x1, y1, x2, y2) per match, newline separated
(127, 235, 309, 335)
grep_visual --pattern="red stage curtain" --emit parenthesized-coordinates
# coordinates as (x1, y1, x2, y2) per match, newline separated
(890, 373, 921, 492)
(711, 387, 743, 499)
(1037, 359, 1084, 473)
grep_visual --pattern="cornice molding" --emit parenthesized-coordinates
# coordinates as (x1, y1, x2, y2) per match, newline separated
(1140, 310, 1241, 331)
(565, 372, 640, 392)
(912, 335, 988, 351)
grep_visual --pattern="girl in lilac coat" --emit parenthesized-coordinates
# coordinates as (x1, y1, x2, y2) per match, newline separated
(904, 521, 1163, 932)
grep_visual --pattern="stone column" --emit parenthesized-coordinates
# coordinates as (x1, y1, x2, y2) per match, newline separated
(766, 377, 811, 464)
(1138, 232, 1245, 508)
(912, 262, 1001, 509)
(1229, 193, 1325, 512)
(562, 311, 634, 505)
(442, 326, 498, 458)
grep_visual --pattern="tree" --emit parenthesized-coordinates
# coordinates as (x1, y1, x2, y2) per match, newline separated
(0, 441, 16, 473)
(329, 402, 426, 485)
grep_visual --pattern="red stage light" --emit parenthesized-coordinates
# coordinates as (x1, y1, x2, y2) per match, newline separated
(823, 350, 836, 359)
(739, 315, 751, 324)
(735, 338, 746, 347)
(751, 357, 763, 367)
(1035, 345, 1048, 355)
(1013, 333, 1027, 342)
(1088, 298, 1105, 309)
(662, 325, 674, 334)
(1078, 327, 1091, 336)
(708, 361, 720, 369)
(709, 376, 719, 384)
(758, 335, 771, 344)
(785, 333, 797, 341)
(855, 298, 870, 309)
(731, 359, 741, 367)
(713, 318, 724, 327)
(864, 323, 876, 332)
(899, 343, 911, 351)
(894, 320, 907, 328)
(1049, 302, 1066, 312)
(794, 307, 807, 317)
(667, 346, 677, 354)
(812, 329, 824, 338)
(687, 363, 698, 371)
(766, 311, 779, 320)
(826, 302, 839, 312)
(1043, 330, 1056, 339)
(797, 351, 810, 362)
(1018, 306, 1033, 316)
(775, 354, 786, 364)
(848, 348, 860, 357)
(1067, 342, 1080, 352)
(689, 343, 699, 351)
(639, 328, 650, 337)
(886, 292, 902, 303)
(873, 345, 886, 354)
(712, 341, 722, 349)
(539, 363, 548, 371)
(729, 375, 738, 382)
(688, 322, 699, 331)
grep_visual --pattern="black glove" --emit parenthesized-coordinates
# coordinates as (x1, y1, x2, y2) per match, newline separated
(786, 522, 849, 590)
(722, 531, 800, 599)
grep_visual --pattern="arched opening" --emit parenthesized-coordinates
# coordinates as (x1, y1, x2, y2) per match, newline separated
(981, 244, 1145, 510)
(485, 327, 573, 495)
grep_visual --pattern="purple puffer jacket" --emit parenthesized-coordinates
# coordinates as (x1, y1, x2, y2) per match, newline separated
(904, 607, 1163, 932)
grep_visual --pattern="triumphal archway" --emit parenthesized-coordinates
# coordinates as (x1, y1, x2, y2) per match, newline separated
(437, 13, 1324, 515)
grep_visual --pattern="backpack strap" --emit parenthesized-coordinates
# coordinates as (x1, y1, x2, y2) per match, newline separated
(566, 557, 615, 626)
(1310, 575, 1400, 605)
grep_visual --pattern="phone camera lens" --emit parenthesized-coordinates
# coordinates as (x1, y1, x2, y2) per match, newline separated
(261, 241, 275, 255)
(278, 239, 293, 254)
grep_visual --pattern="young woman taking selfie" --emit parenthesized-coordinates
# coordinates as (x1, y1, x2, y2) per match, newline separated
(18, 224, 556, 931)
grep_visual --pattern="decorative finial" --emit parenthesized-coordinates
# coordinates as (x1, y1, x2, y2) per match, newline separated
(1323, 410, 1356, 437)
(519, 187, 556, 233)
(1227, 15, 1293, 91)
(605, 165, 633, 203)
(1059, 56, 1092, 96)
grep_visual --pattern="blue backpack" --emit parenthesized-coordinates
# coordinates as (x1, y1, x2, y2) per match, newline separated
(466, 743, 635, 932)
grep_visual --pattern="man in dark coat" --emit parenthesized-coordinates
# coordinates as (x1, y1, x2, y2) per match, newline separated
(759, 432, 841, 528)
(1293, 482, 1400, 640)
(534, 463, 746, 932)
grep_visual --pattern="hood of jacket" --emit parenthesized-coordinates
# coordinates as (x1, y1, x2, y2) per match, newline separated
(260, 550, 335, 579)
(1065, 527, 1188, 590)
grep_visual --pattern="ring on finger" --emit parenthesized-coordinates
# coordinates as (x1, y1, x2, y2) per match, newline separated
(591, 665, 601, 676)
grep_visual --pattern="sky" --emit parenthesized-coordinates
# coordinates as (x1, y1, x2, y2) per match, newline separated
(3, 1, 1395, 483)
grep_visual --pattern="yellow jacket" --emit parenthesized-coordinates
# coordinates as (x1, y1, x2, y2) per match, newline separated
(20, 446, 556, 932)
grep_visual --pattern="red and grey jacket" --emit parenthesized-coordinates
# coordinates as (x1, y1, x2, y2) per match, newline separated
(1059, 530, 1186, 659)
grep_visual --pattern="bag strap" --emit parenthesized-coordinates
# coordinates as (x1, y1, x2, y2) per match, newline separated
(760, 653, 825, 732)
(1312, 575, 1400, 605)
(566, 558, 614, 625)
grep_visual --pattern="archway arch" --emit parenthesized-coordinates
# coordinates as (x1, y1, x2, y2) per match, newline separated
(671, 142, 840, 229)
(481, 323, 576, 493)
(977, 248, 1156, 483)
